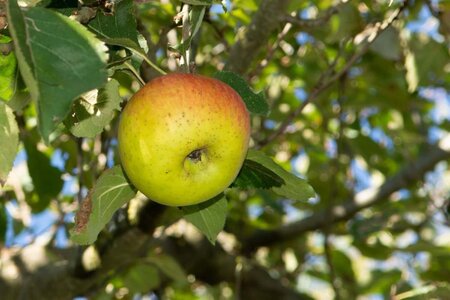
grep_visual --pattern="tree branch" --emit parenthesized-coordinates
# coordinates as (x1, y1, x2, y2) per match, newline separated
(225, 0, 291, 75)
(243, 141, 450, 253)
(0, 226, 309, 299)
(282, 5, 339, 29)
(256, 0, 409, 148)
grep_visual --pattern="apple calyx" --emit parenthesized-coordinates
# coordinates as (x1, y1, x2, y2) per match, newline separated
(187, 148, 206, 163)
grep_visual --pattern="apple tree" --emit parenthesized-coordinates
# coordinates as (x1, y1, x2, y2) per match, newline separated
(1, 0, 450, 299)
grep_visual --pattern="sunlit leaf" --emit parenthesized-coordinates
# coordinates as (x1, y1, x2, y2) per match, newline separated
(68, 79, 123, 138)
(71, 165, 136, 245)
(181, 0, 222, 5)
(0, 102, 19, 184)
(6, 0, 108, 142)
(0, 36, 17, 102)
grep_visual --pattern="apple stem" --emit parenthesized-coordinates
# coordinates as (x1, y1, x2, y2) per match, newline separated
(129, 48, 167, 76)
(123, 61, 145, 86)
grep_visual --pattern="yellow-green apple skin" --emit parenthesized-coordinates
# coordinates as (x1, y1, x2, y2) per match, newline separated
(118, 73, 250, 206)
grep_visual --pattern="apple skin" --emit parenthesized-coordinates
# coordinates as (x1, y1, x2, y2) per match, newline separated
(118, 73, 250, 206)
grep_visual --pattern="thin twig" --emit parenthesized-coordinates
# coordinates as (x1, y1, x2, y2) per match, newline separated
(129, 48, 167, 75)
(248, 16, 294, 79)
(256, 0, 409, 149)
(181, 4, 190, 73)
(282, 5, 339, 29)
(123, 61, 145, 86)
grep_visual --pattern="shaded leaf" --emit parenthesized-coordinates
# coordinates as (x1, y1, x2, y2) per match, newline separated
(147, 253, 188, 284)
(71, 165, 136, 245)
(88, 0, 139, 44)
(103, 37, 145, 54)
(244, 150, 315, 202)
(182, 194, 227, 245)
(214, 71, 269, 116)
(232, 159, 284, 189)
(123, 264, 160, 293)
(24, 137, 63, 212)
(370, 27, 401, 60)
(331, 249, 356, 284)
(421, 252, 450, 282)
(68, 79, 123, 138)
(0, 102, 19, 184)
(333, 2, 363, 41)
(353, 238, 393, 260)
(410, 34, 449, 86)
(6, 0, 108, 142)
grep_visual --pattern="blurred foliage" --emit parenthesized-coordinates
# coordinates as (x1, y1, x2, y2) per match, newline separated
(1, 0, 450, 299)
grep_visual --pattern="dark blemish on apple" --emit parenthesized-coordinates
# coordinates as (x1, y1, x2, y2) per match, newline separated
(165, 170, 170, 174)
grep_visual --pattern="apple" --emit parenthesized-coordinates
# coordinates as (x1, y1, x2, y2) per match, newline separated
(118, 73, 250, 206)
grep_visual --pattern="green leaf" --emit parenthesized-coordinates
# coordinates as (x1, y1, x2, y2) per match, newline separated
(103, 37, 145, 54)
(359, 270, 402, 295)
(0, 102, 19, 184)
(147, 253, 188, 284)
(68, 79, 123, 138)
(24, 137, 63, 212)
(181, 0, 220, 5)
(5, 0, 37, 108)
(331, 249, 356, 283)
(332, 2, 363, 42)
(410, 34, 448, 87)
(71, 165, 136, 245)
(182, 194, 227, 245)
(232, 159, 284, 189)
(369, 27, 401, 61)
(0, 36, 18, 102)
(244, 150, 315, 202)
(123, 264, 160, 293)
(214, 71, 269, 116)
(6, 0, 108, 142)
(88, 0, 139, 44)
(421, 252, 450, 282)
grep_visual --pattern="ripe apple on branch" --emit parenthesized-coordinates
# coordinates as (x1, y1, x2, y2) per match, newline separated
(69, 1, 313, 246)
(118, 73, 251, 206)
